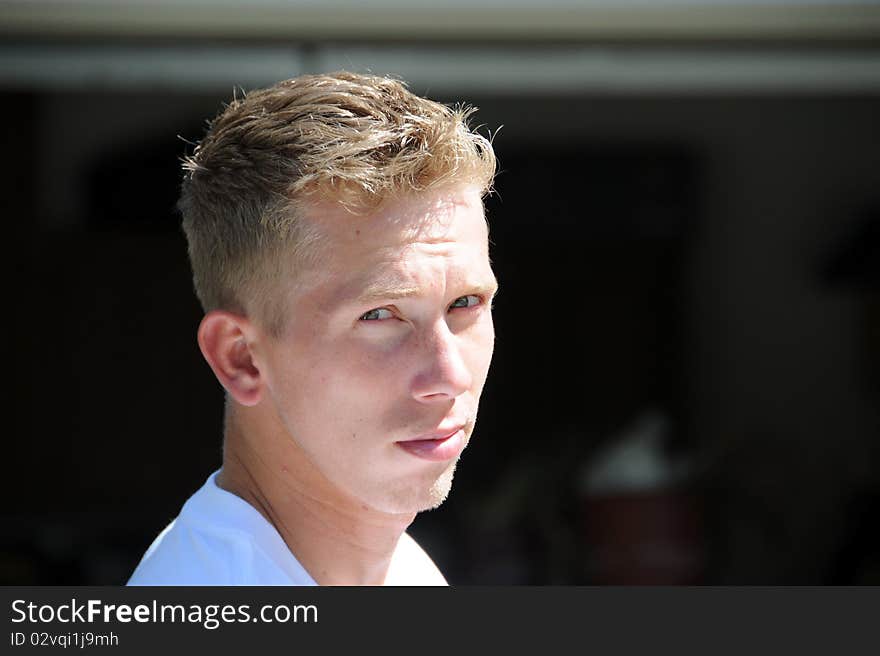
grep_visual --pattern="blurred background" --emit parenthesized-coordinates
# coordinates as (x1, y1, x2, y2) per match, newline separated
(3, 0, 880, 585)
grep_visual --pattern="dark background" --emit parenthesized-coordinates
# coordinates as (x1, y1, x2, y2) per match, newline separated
(3, 3, 880, 586)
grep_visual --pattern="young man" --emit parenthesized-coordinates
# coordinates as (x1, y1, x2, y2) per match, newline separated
(128, 72, 499, 586)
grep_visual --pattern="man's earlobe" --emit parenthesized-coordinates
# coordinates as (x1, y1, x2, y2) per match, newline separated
(197, 311, 263, 407)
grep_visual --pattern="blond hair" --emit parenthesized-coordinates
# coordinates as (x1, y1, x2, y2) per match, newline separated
(179, 71, 497, 333)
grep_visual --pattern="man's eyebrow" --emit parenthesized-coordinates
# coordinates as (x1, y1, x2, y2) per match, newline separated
(355, 284, 422, 305)
(354, 279, 499, 307)
(472, 280, 500, 299)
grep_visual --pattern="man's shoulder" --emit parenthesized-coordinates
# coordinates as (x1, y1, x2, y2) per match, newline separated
(127, 473, 315, 586)
(385, 532, 448, 586)
(127, 516, 242, 585)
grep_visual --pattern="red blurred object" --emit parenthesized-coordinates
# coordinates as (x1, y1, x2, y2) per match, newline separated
(584, 489, 704, 585)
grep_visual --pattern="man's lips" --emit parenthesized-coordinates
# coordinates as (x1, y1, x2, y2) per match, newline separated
(395, 426, 466, 462)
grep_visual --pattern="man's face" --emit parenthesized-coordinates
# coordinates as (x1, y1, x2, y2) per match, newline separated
(256, 184, 497, 514)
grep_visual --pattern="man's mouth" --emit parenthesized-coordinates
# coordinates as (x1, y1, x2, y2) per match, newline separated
(395, 426, 466, 462)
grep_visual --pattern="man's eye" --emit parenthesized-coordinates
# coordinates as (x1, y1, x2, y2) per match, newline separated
(449, 295, 481, 310)
(359, 307, 394, 321)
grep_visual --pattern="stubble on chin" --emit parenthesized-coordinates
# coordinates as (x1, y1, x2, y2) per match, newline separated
(375, 458, 460, 515)
(423, 460, 458, 511)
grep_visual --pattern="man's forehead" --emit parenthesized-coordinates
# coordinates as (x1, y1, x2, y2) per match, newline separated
(283, 185, 490, 309)
(301, 185, 484, 245)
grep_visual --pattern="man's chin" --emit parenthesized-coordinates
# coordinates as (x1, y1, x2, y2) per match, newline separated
(368, 460, 458, 515)
(421, 463, 456, 511)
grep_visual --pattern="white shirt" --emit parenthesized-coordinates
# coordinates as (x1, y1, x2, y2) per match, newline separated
(127, 471, 447, 586)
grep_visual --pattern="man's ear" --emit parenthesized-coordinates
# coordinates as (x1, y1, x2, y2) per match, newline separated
(197, 310, 264, 407)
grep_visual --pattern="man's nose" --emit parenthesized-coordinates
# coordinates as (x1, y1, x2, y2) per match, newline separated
(410, 323, 472, 403)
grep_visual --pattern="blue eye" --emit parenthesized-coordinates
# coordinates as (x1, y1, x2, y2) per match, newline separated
(449, 295, 481, 310)
(359, 308, 394, 321)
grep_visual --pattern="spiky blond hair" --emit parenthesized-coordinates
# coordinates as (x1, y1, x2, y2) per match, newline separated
(179, 71, 496, 333)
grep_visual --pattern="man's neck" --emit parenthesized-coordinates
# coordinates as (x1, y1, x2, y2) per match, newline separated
(216, 412, 416, 586)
